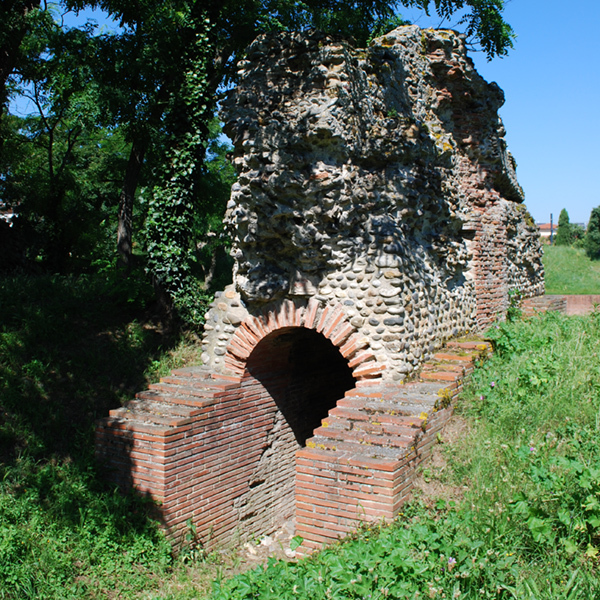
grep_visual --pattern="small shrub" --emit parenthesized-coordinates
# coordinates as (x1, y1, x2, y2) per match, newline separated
(554, 208, 574, 246)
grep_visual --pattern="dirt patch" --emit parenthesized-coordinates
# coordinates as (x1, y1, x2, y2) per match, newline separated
(238, 518, 298, 564)
(410, 414, 470, 507)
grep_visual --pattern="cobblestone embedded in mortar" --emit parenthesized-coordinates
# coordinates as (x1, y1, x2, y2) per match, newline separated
(200, 26, 544, 380)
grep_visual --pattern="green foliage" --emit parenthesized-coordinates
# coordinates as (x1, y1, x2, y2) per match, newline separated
(543, 245, 600, 295)
(506, 288, 522, 322)
(0, 113, 128, 271)
(572, 223, 586, 248)
(1, 8, 128, 272)
(143, 14, 222, 325)
(585, 207, 600, 261)
(554, 208, 574, 246)
(0, 272, 210, 597)
(0, 457, 173, 598)
(367, 13, 411, 44)
(404, 0, 515, 59)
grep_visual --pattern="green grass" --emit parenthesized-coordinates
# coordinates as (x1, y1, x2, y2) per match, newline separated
(4, 273, 600, 598)
(0, 273, 207, 599)
(543, 245, 600, 294)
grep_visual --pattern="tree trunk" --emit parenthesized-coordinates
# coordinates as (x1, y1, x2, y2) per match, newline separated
(116, 139, 146, 273)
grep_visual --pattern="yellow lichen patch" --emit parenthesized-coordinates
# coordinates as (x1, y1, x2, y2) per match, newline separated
(307, 440, 316, 448)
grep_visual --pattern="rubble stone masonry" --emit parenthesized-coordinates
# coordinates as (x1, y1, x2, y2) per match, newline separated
(96, 26, 544, 553)
(203, 25, 543, 381)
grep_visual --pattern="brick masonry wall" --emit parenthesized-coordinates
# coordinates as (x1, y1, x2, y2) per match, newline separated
(97, 301, 379, 548)
(294, 341, 478, 556)
(200, 26, 544, 383)
(97, 306, 489, 552)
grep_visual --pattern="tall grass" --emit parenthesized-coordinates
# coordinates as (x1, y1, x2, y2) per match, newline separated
(212, 311, 600, 599)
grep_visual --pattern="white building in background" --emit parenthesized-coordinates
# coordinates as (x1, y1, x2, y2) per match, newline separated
(0, 202, 15, 227)
(537, 223, 554, 240)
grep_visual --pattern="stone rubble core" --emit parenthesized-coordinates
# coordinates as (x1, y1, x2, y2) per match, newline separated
(203, 25, 544, 382)
(96, 26, 544, 553)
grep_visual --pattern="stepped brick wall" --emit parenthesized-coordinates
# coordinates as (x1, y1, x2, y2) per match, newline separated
(96, 26, 545, 554)
(97, 300, 490, 551)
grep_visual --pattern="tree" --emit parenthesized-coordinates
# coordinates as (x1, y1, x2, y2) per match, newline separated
(555, 208, 573, 246)
(0, 1, 41, 116)
(0, 0, 41, 161)
(0, 9, 129, 271)
(2, 0, 516, 321)
(585, 207, 600, 261)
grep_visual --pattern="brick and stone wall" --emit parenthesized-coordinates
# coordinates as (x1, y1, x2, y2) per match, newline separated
(96, 26, 544, 554)
(201, 25, 543, 382)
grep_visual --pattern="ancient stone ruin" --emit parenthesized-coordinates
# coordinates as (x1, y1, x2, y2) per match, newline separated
(96, 26, 544, 555)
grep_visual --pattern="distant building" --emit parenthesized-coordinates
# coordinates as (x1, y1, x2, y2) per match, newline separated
(536, 222, 586, 242)
(537, 223, 553, 239)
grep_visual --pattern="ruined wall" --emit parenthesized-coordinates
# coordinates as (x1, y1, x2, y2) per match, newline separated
(201, 26, 543, 382)
(97, 27, 545, 551)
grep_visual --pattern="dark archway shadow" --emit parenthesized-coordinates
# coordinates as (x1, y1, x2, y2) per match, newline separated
(246, 326, 356, 445)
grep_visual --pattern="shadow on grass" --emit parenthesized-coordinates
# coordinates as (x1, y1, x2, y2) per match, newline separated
(0, 273, 188, 596)
(0, 272, 182, 463)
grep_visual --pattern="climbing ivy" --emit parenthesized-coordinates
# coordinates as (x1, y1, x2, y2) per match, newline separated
(144, 13, 215, 325)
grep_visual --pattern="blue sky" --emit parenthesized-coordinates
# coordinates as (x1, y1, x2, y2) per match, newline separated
(59, 2, 600, 225)
(400, 0, 600, 225)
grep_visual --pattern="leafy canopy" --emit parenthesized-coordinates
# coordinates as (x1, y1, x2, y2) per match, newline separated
(1, 0, 515, 322)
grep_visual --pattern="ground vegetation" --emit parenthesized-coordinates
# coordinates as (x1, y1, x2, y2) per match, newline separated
(543, 245, 600, 295)
(2, 269, 600, 597)
(213, 311, 600, 600)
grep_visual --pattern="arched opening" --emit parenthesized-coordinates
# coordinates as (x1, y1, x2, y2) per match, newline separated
(233, 326, 356, 539)
(246, 326, 357, 445)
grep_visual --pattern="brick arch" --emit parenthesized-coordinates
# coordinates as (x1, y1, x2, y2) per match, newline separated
(223, 298, 384, 380)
